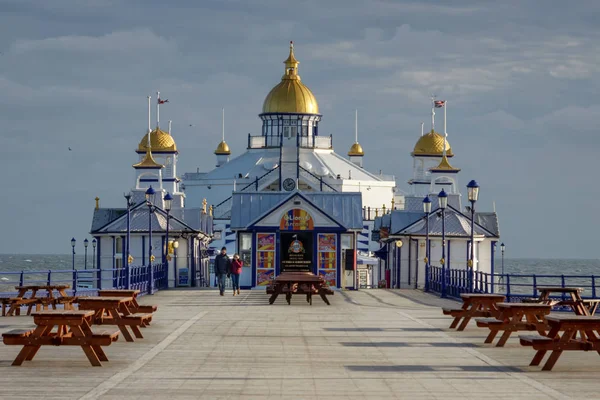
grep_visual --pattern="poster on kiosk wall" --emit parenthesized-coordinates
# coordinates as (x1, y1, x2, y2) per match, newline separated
(318, 233, 337, 287)
(256, 233, 275, 286)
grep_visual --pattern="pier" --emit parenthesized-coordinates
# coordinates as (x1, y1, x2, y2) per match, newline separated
(0, 289, 595, 399)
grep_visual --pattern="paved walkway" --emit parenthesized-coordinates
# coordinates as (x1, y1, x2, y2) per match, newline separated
(0, 289, 599, 399)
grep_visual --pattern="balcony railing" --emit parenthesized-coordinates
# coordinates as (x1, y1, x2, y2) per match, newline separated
(247, 134, 333, 150)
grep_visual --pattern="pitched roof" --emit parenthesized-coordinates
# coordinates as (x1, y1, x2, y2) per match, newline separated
(230, 191, 363, 230)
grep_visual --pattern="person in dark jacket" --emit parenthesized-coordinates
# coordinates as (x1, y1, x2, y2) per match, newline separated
(214, 247, 231, 296)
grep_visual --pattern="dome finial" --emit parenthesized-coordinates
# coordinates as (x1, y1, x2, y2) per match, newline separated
(215, 108, 231, 155)
(348, 109, 364, 157)
(283, 40, 300, 79)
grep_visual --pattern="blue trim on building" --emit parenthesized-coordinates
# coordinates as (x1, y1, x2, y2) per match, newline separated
(96, 236, 102, 289)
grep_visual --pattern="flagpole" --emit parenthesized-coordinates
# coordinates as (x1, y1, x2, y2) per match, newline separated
(442, 101, 447, 158)
(431, 96, 435, 132)
(156, 91, 160, 128)
(147, 96, 151, 148)
(421, 122, 424, 137)
(355, 109, 358, 143)
(222, 108, 225, 142)
(168, 120, 172, 135)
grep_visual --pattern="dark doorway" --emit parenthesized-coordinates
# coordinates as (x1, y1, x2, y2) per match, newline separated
(280, 232, 313, 272)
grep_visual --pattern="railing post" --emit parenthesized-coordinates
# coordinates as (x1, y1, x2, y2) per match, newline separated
(561, 275, 566, 301)
(126, 263, 131, 290)
(468, 267, 474, 293)
(148, 264, 153, 294)
(19, 271, 24, 287)
(593, 276, 597, 298)
(47, 270, 52, 286)
(441, 266, 447, 298)
(532, 275, 537, 297)
(424, 263, 430, 292)
(506, 274, 511, 302)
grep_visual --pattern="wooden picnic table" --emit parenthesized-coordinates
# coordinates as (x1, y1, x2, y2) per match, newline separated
(77, 296, 151, 342)
(520, 315, 600, 371)
(98, 289, 158, 316)
(266, 272, 334, 305)
(476, 303, 551, 347)
(442, 293, 505, 331)
(532, 287, 600, 316)
(5, 285, 75, 316)
(2, 310, 119, 366)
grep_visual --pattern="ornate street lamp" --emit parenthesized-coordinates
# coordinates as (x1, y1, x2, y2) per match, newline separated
(92, 238, 97, 270)
(501, 242, 505, 277)
(145, 186, 156, 294)
(438, 189, 447, 297)
(84, 238, 89, 270)
(71, 237, 76, 287)
(164, 192, 173, 287)
(124, 193, 134, 289)
(423, 196, 432, 291)
(466, 180, 479, 292)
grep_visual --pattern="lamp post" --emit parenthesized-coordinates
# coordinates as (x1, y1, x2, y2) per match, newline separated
(467, 180, 480, 292)
(423, 196, 432, 291)
(145, 186, 156, 294)
(501, 242, 505, 288)
(71, 238, 76, 288)
(92, 239, 97, 270)
(438, 189, 448, 298)
(124, 193, 133, 289)
(164, 192, 173, 287)
(84, 239, 89, 270)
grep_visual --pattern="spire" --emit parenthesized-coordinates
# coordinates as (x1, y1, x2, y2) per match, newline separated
(283, 41, 300, 80)
(156, 91, 160, 128)
(215, 107, 231, 156)
(135, 95, 164, 169)
(431, 95, 436, 132)
(168, 120, 172, 135)
(348, 109, 364, 157)
(421, 122, 424, 137)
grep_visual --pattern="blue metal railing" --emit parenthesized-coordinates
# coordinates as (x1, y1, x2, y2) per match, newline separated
(0, 263, 169, 298)
(426, 265, 600, 302)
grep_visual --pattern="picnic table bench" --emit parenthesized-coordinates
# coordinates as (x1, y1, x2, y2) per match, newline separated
(266, 272, 333, 305)
(475, 303, 551, 347)
(520, 315, 600, 371)
(523, 287, 600, 316)
(77, 296, 151, 342)
(98, 289, 157, 318)
(442, 293, 505, 331)
(2, 310, 119, 366)
(5, 285, 76, 316)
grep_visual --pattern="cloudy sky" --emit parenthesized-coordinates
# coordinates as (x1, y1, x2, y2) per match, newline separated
(0, 0, 598, 258)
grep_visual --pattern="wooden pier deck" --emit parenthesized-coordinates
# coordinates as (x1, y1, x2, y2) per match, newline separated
(0, 289, 596, 399)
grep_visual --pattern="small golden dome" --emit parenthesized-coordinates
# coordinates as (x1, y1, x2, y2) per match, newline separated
(214, 140, 231, 155)
(412, 129, 453, 157)
(262, 42, 319, 114)
(430, 155, 460, 172)
(137, 127, 177, 152)
(133, 149, 164, 169)
(348, 142, 364, 156)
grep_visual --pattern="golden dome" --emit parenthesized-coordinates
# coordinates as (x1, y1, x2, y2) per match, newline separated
(348, 142, 364, 156)
(262, 42, 319, 114)
(412, 130, 453, 157)
(430, 155, 460, 172)
(137, 127, 177, 152)
(133, 149, 164, 169)
(214, 140, 231, 155)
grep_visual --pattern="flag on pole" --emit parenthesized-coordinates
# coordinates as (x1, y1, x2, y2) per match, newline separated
(158, 97, 169, 104)
(434, 100, 446, 108)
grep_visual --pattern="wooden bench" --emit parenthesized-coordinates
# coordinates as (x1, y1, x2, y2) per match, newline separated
(98, 290, 156, 324)
(519, 315, 600, 371)
(267, 272, 333, 305)
(3, 310, 119, 366)
(475, 303, 551, 347)
(122, 313, 153, 326)
(77, 296, 144, 342)
(443, 294, 505, 331)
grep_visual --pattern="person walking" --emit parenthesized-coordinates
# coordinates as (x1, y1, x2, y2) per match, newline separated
(214, 247, 231, 296)
(231, 254, 243, 296)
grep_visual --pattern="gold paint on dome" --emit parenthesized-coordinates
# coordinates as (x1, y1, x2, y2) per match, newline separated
(262, 42, 319, 114)
(133, 149, 164, 169)
(138, 127, 177, 152)
(348, 142, 364, 156)
(214, 140, 231, 155)
(430, 155, 460, 172)
(412, 129, 453, 157)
